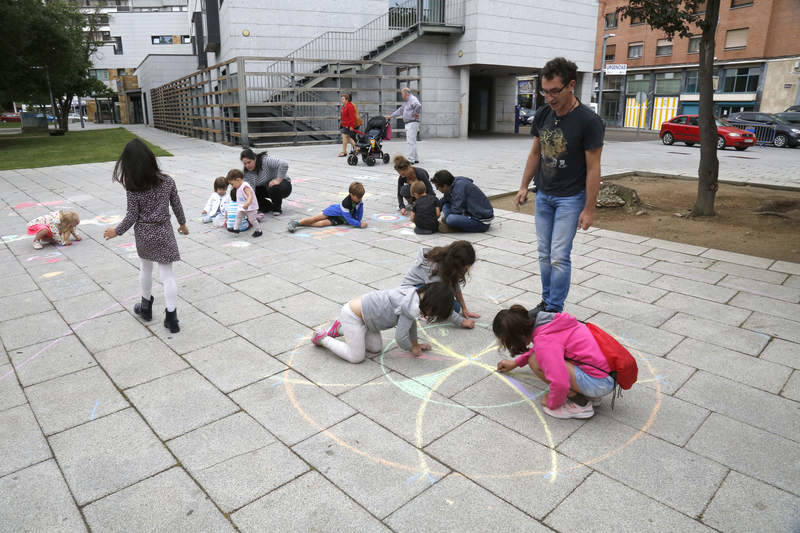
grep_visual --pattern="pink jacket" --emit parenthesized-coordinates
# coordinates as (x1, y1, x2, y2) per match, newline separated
(515, 313, 610, 410)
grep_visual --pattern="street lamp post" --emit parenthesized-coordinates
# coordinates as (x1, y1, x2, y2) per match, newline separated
(32, 65, 57, 128)
(599, 33, 615, 121)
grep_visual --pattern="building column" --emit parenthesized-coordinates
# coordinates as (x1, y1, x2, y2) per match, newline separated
(578, 72, 593, 103)
(459, 66, 469, 139)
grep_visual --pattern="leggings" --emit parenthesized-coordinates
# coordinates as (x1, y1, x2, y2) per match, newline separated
(320, 304, 383, 363)
(140, 260, 177, 312)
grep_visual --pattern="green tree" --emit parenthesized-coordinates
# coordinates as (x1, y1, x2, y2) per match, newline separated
(0, 0, 102, 130)
(618, 0, 721, 216)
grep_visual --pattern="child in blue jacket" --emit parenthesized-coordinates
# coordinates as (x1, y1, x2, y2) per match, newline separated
(288, 181, 367, 232)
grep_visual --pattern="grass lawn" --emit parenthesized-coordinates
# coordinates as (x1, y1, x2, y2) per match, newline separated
(0, 127, 171, 170)
(0, 122, 22, 128)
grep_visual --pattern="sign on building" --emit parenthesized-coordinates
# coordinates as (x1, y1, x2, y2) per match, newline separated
(605, 64, 627, 76)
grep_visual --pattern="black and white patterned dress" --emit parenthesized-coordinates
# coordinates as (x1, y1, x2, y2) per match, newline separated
(115, 175, 186, 264)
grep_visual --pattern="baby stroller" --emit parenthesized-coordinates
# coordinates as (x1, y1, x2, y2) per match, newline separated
(347, 116, 391, 167)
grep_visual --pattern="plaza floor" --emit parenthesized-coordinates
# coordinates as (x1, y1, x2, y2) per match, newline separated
(1, 126, 799, 532)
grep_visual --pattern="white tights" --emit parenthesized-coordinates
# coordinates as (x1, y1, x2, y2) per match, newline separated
(320, 304, 383, 364)
(140, 260, 177, 312)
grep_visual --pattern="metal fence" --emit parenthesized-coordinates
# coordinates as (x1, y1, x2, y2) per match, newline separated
(729, 122, 777, 146)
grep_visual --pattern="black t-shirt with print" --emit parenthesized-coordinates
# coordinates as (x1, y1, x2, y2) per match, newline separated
(530, 102, 605, 197)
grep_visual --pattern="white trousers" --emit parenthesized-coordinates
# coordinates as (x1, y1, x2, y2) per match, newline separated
(405, 121, 419, 162)
(320, 304, 383, 364)
(140, 260, 177, 312)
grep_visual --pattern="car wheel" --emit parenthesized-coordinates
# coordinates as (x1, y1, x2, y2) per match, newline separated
(716, 135, 726, 150)
(773, 134, 788, 148)
(662, 132, 674, 145)
(685, 142, 695, 147)
(735, 146, 748, 151)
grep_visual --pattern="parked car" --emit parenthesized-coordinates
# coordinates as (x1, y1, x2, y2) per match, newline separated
(786, 105, 800, 112)
(518, 107, 535, 125)
(775, 112, 800, 124)
(0, 112, 21, 123)
(659, 114, 756, 150)
(727, 112, 800, 148)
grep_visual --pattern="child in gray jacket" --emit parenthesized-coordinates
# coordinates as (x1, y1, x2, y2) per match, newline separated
(312, 282, 454, 363)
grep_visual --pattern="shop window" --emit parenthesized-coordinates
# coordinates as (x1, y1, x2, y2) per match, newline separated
(724, 28, 748, 49)
(684, 70, 699, 93)
(628, 42, 643, 59)
(655, 39, 673, 56)
(604, 12, 617, 29)
(722, 67, 759, 92)
(602, 76, 623, 91)
(655, 72, 680, 94)
(605, 44, 616, 62)
(688, 36, 701, 53)
(626, 77, 649, 95)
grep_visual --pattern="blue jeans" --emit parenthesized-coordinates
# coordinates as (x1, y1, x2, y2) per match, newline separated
(535, 190, 585, 312)
(442, 204, 490, 233)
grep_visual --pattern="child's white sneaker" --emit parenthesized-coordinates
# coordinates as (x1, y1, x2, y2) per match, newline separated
(543, 401, 595, 419)
(32, 241, 43, 250)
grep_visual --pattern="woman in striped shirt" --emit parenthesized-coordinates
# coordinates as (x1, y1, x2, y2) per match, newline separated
(239, 148, 293, 216)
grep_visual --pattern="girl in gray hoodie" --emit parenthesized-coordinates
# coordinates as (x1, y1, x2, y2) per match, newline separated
(312, 282, 454, 363)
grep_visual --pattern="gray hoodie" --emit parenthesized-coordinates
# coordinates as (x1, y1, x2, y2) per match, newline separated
(400, 248, 465, 327)
(361, 287, 420, 351)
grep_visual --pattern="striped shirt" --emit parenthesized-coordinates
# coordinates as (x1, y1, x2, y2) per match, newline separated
(243, 154, 290, 187)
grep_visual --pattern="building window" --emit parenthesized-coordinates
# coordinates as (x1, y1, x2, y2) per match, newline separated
(602, 76, 622, 91)
(695, 1, 706, 13)
(152, 35, 176, 45)
(722, 67, 759, 92)
(181, 35, 191, 44)
(113, 36, 123, 55)
(655, 72, 680, 94)
(604, 12, 617, 29)
(605, 44, 616, 61)
(630, 14, 644, 25)
(730, 0, 753, 8)
(655, 39, 673, 56)
(688, 36, 701, 53)
(724, 28, 748, 49)
(685, 70, 699, 93)
(628, 42, 643, 59)
(626, 77, 649, 95)
(88, 69, 109, 81)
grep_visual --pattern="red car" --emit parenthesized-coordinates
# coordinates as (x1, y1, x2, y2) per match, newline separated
(660, 114, 756, 151)
(0, 112, 21, 123)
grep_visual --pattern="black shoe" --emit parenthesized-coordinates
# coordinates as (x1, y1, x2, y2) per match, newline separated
(226, 227, 235, 233)
(232, 229, 240, 234)
(164, 308, 180, 333)
(532, 300, 547, 313)
(252, 230, 263, 237)
(134, 295, 154, 321)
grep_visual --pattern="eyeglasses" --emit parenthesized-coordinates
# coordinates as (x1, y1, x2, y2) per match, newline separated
(539, 85, 568, 97)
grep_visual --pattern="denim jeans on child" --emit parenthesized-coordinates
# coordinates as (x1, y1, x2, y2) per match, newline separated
(442, 203, 490, 233)
(535, 190, 585, 312)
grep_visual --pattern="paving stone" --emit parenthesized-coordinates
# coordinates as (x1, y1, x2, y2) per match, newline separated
(586, 248, 657, 269)
(584, 260, 662, 285)
(657, 291, 751, 327)
(463, 275, 527, 303)
(643, 247, 715, 268)
(719, 275, 800, 303)
(230, 273, 305, 303)
(425, 416, 589, 519)
(74, 310, 151, 353)
(545, 472, 713, 533)
(37, 275, 102, 301)
(51, 290, 123, 324)
(0, 290, 53, 322)
(175, 272, 231, 304)
(770, 260, 800, 276)
(709, 261, 788, 284)
(760, 338, 800, 369)
(661, 313, 769, 355)
(0, 460, 85, 532)
(651, 274, 736, 303)
(82, 467, 234, 532)
(781, 370, 800, 401)
(326, 260, 397, 284)
(192, 291, 271, 327)
(0, 310, 71, 350)
(628, 351, 696, 395)
(729, 291, 800, 323)
(26, 366, 129, 435)
(471, 260, 532, 284)
(50, 408, 175, 505)
(677, 371, 800, 442)
(687, 413, 800, 495)
(0, 364, 26, 412)
(269, 291, 343, 328)
(292, 414, 450, 519)
(94, 336, 188, 389)
(184, 337, 286, 393)
(700, 248, 774, 269)
(277, 342, 385, 395)
(301, 274, 375, 304)
(589, 229, 650, 244)
(475, 246, 537, 269)
(582, 274, 667, 303)
(641, 237, 708, 256)
(558, 415, 727, 516)
(580, 292, 675, 327)
(0, 404, 51, 477)
(148, 309, 236, 355)
(232, 313, 311, 356)
(9, 334, 95, 387)
(668, 338, 791, 393)
(201, 259, 265, 284)
(743, 312, 800, 343)
(646, 260, 725, 284)
(126, 368, 238, 440)
(232, 471, 389, 533)
(589, 236, 654, 256)
(509, 273, 544, 293)
(589, 312, 684, 356)
(231, 370, 355, 446)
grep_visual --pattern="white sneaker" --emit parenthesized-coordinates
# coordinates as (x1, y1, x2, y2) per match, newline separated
(543, 401, 595, 419)
(32, 241, 43, 250)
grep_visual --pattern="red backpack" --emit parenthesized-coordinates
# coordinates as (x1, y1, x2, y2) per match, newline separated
(585, 322, 638, 390)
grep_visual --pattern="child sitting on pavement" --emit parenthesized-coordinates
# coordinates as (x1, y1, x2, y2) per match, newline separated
(408, 180, 440, 235)
(201, 176, 229, 225)
(288, 181, 367, 232)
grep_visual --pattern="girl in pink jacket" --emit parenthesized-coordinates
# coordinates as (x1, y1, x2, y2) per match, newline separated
(493, 305, 614, 419)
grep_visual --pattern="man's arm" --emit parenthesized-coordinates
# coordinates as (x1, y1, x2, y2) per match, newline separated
(514, 137, 541, 209)
(578, 147, 603, 230)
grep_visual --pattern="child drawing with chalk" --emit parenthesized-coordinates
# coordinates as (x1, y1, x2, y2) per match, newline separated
(27, 210, 81, 249)
(493, 304, 615, 419)
(288, 181, 367, 232)
(312, 282, 454, 364)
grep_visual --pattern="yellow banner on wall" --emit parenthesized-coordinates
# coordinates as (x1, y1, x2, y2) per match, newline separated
(624, 98, 648, 128)
(651, 96, 679, 130)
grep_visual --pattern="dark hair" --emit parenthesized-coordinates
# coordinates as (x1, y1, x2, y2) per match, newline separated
(541, 57, 578, 85)
(226, 168, 243, 181)
(493, 305, 536, 356)
(393, 154, 411, 171)
(341, 93, 352, 102)
(424, 240, 475, 288)
(431, 170, 454, 187)
(213, 177, 227, 190)
(410, 180, 426, 195)
(417, 282, 455, 323)
(240, 148, 267, 174)
(349, 181, 365, 198)
(112, 139, 163, 192)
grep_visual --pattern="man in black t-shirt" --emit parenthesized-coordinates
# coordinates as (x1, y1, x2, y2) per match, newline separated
(514, 57, 604, 313)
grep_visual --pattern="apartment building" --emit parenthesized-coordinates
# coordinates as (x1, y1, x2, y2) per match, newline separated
(593, 0, 800, 129)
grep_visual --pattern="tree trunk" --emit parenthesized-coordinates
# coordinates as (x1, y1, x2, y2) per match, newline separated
(56, 95, 71, 131)
(692, 0, 721, 217)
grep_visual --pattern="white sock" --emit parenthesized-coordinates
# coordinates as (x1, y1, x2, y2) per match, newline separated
(159, 262, 177, 312)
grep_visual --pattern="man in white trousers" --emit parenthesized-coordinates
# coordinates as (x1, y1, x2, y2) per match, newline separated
(386, 87, 422, 163)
